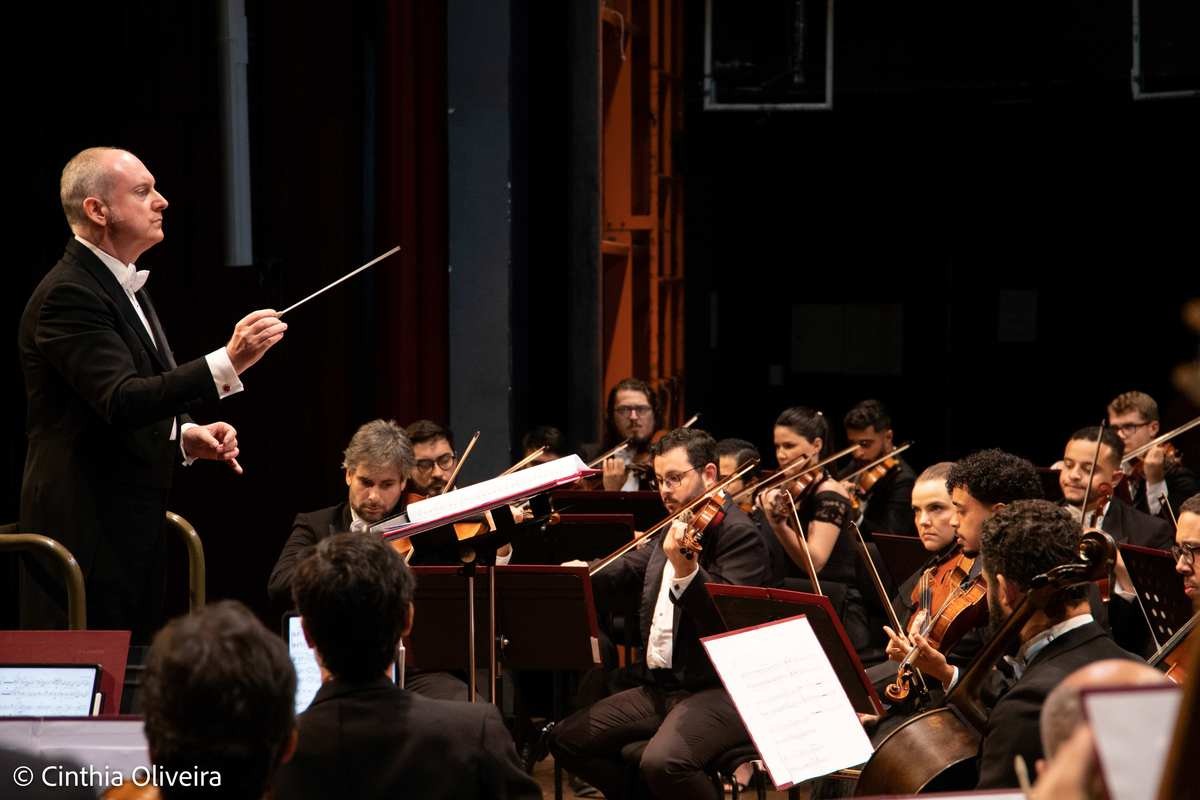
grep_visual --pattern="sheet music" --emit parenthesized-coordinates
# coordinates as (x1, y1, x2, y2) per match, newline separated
(377, 455, 593, 533)
(288, 618, 323, 714)
(1082, 685, 1181, 800)
(701, 615, 873, 789)
(0, 666, 98, 717)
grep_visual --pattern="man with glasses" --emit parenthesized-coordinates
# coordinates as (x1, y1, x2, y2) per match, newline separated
(587, 378, 661, 491)
(551, 428, 767, 800)
(1174, 494, 1200, 610)
(405, 419, 459, 496)
(1107, 391, 1198, 520)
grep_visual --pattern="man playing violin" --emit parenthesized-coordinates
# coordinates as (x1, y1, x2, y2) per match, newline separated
(1107, 391, 1199, 520)
(718, 437, 791, 587)
(588, 377, 660, 491)
(884, 449, 1042, 689)
(837, 399, 916, 535)
(405, 419, 459, 496)
(550, 428, 766, 800)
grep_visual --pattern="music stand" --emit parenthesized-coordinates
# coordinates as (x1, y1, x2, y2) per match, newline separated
(706, 584, 883, 715)
(407, 565, 602, 701)
(873, 533, 930, 591)
(0, 631, 130, 716)
(511, 513, 636, 565)
(549, 490, 666, 530)
(1120, 543, 1194, 650)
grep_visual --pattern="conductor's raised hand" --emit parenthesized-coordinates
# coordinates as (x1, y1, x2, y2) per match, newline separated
(182, 421, 243, 474)
(226, 309, 287, 374)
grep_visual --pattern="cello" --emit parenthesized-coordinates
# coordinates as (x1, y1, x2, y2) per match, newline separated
(853, 529, 1117, 795)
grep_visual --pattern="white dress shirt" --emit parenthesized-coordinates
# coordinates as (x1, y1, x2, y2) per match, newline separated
(645, 549, 700, 669)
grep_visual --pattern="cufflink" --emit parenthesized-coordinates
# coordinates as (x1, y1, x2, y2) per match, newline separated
(222, 384, 231, 393)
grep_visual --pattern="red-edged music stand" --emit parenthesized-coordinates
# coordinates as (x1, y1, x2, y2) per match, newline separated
(548, 490, 666, 531)
(510, 513, 636, 565)
(706, 584, 883, 715)
(0, 631, 131, 715)
(1121, 542, 1194, 649)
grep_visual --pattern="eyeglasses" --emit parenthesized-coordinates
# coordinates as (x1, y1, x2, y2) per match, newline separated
(1111, 421, 1152, 435)
(1171, 542, 1200, 567)
(655, 466, 698, 490)
(615, 404, 653, 418)
(414, 453, 457, 473)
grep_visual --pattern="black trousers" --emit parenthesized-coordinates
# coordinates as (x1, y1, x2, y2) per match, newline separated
(550, 681, 750, 799)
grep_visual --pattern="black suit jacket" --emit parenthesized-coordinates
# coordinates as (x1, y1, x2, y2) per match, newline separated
(1128, 462, 1200, 520)
(839, 458, 917, 536)
(591, 500, 768, 690)
(19, 239, 215, 611)
(976, 621, 1138, 789)
(1100, 497, 1175, 551)
(272, 677, 541, 800)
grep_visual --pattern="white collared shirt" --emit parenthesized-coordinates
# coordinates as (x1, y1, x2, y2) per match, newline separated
(74, 235, 243, 459)
(645, 543, 700, 669)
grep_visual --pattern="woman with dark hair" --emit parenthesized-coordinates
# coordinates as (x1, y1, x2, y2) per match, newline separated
(758, 406, 874, 654)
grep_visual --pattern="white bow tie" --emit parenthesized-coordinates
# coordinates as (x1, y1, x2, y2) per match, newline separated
(120, 267, 150, 294)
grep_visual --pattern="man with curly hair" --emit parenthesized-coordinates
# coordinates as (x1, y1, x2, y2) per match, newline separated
(974, 500, 1138, 789)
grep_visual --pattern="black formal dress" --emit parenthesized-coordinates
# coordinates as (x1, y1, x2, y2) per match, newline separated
(19, 238, 219, 640)
(550, 500, 767, 799)
(272, 676, 541, 800)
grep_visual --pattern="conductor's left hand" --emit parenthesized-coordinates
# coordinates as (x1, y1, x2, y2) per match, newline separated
(183, 421, 243, 474)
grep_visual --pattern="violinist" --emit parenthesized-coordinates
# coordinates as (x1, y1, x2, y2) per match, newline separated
(758, 406, 875, 652)
(718, 437, 790, 586)
(521, 424, 565, 465)
(1107, 391, 1199, 519)
(838, 399, 917, 535)
(550, 428, 767, 800)
(973, 501, 1139, 790)
(884, 449, 1042, 689)
(267, 419, 505, 701)
(405, 419, 458, 496)
(585, 377, 660, 491)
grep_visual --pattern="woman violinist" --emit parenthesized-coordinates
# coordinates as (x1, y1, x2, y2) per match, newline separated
(757, 406, 875, 652)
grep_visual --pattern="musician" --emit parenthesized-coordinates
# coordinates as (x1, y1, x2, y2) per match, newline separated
(718, 437, 790, 587)
(975, 500, 1140, 790)
(274, 534, 540, 800)
(1059, 426, 1174, 550)
(550, 428, 767, 799)
(522, 425, 566, 464)
(1174, 494, 1200, 609)
(142, 601, 298, 800)
(758, 407, 874, 652)
(267, 419, 504, 700)
(884, 449, 1042, 688)
(405, 419, 458, 496)
(837, 399, 916, 535)
(587, 377, 659, 491)
(1107, 391, 1199, 519)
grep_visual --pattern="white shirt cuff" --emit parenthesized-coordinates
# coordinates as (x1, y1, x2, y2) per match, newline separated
(1113, 581, 1137, 602)
(669, 565, 700, 598)
(1145, 479, 1168, 515)
(207, 348, 244, 398)
(495, 547, 513, 566)
(944, 666, 960, 692)
(179, 422, 198, 466)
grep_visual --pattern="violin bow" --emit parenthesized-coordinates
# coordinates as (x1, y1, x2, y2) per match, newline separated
(840, 442, 915, 482)
(440, 430, 481, 495)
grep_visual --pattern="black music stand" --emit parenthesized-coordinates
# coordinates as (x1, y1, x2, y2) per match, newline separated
(1120, 543, 1194, 649)
(549, 490, 666, 530)
(511, 513, 636, 565)
(872, 533, 929, 591)
(706, 584, 884, 715)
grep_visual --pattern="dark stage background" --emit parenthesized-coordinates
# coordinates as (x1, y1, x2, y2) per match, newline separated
(4, 1, 1197, 628)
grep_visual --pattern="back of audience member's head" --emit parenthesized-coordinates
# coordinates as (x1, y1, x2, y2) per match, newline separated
(1040, 659, 1169, 758)
(143, 601, 296, 800)
(292, 533, 416, 682)
(947, 448, 1043, 505)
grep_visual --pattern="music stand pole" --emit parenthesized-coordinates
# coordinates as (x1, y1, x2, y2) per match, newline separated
(464, 556, 478, 703)
(489, 563, 498, 705)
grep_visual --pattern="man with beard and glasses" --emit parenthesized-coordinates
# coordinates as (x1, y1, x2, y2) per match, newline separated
(405, 419, 458, 497)
(883, 449, 1043, 692)
(19, 147, 286, 640)
(586, 378, 661, 492)
(550, 428, 767, 800)
(974, 500, 1140, 790)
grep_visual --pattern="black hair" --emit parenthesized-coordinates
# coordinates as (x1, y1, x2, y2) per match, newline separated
(946, 449, 1043, 506)
(774, 406, 834, 460)
(844, 398, 892, 432)
(981, 499, 1090, 610)
(405, 419, 454, 449)
(650, 427, 718, 471)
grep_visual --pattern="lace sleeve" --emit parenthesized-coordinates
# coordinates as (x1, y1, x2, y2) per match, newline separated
(811, 490, 852, 527)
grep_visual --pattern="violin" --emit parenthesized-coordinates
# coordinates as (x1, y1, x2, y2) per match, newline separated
(840, 443, 913, 510)
(886, 550, 987, 702)
(677, 489, 729, 559)
(1150, 611, 1199, 685)
(1113, 415, 1200, 503)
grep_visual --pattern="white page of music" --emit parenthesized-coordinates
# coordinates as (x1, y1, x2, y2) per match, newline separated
(701, 614, 873, 789)
(1082, 685, 1182, 800)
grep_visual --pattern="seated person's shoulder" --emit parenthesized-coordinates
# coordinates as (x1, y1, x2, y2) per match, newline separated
(817, 477, 850, 498)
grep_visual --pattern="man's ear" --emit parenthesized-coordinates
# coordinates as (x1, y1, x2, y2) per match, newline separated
(989, 501, 1007, 514)
(345, 469, 354, 488)
(702, 462, 719, 485)
(996, 573, 1021, 614)
(401, 601, 415, 637)
(82, 197, 107, 227)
